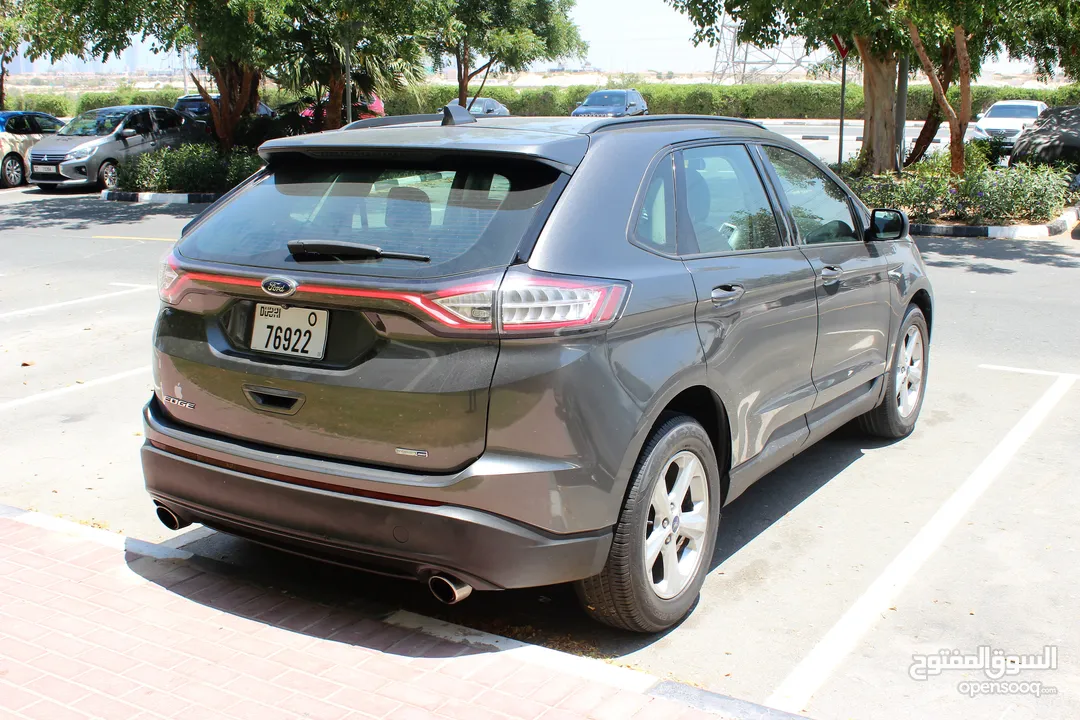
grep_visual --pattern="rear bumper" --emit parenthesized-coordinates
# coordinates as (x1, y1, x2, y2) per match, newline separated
(141, 402, 611, 590)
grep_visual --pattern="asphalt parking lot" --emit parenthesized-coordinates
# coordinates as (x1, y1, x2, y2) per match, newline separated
(1, 182, 1078, 720)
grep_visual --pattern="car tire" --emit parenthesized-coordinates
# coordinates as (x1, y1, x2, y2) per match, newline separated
(857, 304, 929, 439)
(575, 414, 721, 633)
(1, 153, 24, 188)
(98, 161, 119, 190)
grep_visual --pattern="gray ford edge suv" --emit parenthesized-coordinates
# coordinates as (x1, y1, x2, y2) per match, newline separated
(143, 108, 933, 632)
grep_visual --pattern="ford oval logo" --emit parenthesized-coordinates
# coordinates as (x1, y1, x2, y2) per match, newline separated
(261, 276, 297, 298)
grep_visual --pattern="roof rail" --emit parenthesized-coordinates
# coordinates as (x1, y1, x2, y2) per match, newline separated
(583, 114, 767, 133)
(342, 105, 477, 131)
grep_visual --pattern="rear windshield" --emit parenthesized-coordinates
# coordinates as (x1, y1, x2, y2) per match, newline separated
(986, 105, 1040, 119)
(177, 99, 211, 114)
(178, 157, 562, 278)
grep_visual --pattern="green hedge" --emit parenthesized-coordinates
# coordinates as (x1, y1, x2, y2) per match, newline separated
(117, 145, 264, 195)
(74, 88, 185, 114)
(382, 82, 1080, 120)
(7, 93, 73, 117)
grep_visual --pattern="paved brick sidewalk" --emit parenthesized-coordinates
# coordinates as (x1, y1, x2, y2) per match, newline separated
(0, 517, 724, 720)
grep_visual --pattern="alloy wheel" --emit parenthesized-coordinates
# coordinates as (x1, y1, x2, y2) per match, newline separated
(3, 157, 23, 187)
(644, 450, 710, 600)
(101, 163, 119, 189)
(896, 324, 925, 418)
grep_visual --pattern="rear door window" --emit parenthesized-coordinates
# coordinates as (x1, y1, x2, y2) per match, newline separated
(179, 158, 562, 278)
(679, 145, 783, 253)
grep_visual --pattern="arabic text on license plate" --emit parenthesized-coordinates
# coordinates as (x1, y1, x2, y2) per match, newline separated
(35, 165, 58, 174)
(251, 304, 329, 359)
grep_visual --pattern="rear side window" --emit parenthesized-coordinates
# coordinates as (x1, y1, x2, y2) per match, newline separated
(153, 109, 181, 130)
(634, 156, 675, 254)
(179, 158, 562, 278)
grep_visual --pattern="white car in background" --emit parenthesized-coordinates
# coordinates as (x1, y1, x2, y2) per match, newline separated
(971, 100, 1048, 149)
(0, 111, 65, 188)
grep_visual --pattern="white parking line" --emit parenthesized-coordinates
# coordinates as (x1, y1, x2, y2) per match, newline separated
(766, 371, 1077, 714)
(979, 363, 1079, 379)
(0, 285, 155, 320)
(0, 367, 151, 412)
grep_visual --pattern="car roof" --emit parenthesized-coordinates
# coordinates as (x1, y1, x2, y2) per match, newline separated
(991, 100, 1045, 106)
(260, 115, 774, 171)
(0, 110, 51, 117)
(84, 105, 170, 113)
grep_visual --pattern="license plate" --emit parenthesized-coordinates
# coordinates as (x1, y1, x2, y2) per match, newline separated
(34, 165, 58, 174)
(251, 305, 329, 360)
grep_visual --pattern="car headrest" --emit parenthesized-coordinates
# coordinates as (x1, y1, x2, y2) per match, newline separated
(685, 169, 711, 223)
(385, 186, 432, 230)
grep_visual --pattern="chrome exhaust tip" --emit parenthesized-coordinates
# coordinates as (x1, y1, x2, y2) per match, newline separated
(154, 503, 191, 532)
(428, 574, 473, 605)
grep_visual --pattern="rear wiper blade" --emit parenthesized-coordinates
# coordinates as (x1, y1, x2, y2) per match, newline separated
(287, 240, 430, 263)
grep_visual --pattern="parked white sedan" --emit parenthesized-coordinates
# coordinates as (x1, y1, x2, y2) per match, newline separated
(971, 100, 1048, 149)
(0, 111, 66, 188)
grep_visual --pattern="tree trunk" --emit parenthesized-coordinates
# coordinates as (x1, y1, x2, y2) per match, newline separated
(194, 61, 259, 153)
(325, 70, 346, 130)
(853, 36, 898, 175)
(952, 25, 973, 175)
(907, 21, 969, 176)
(0, 56, 6, 111)
(905, 46, 954, 167)
(470, 59, 494, 110)
(457, 41, 470, 107)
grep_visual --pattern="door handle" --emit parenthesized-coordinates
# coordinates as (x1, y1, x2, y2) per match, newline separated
(820, 265, 843, 286)
(711, 284, 745, 305)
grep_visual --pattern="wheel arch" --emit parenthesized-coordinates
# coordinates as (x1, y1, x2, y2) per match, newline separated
(616, 382, 733, 514)
(910, 287, 933, 339)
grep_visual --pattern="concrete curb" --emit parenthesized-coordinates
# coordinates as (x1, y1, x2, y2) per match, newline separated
(912, 206, 1078, 239)
(101, 189, 220, 204)
(0, 503, 812, 720)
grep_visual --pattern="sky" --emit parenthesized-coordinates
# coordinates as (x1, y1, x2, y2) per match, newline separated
(9, 0, 1032, 77)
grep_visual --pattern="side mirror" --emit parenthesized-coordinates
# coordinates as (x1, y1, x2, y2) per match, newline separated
(976, 113, 984, 121)
(485, 107, 495, 114)
(121, 128, 137, 138)
(575, 101, 582, 107)
(867, 208, 908, 242)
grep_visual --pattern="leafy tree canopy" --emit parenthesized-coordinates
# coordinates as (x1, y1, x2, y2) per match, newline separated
(426, 0, 587, 106)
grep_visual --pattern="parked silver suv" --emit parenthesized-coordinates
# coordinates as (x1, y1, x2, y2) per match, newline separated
(142, 109, 933, 632)
(30, 105, 205, 190)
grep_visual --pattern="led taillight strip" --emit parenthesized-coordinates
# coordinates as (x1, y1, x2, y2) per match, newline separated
(176, 271, 494, 331)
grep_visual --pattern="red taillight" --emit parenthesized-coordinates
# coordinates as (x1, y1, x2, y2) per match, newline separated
(496, 268, 629, 334)
(158, 251, 185, 304)
(159, 251, 261, 305)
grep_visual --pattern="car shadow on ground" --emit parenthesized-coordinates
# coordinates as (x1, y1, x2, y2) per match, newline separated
(127, 423, 897, 660)
(0, 188, 206, 233)
(915, 234, 1080, 272)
